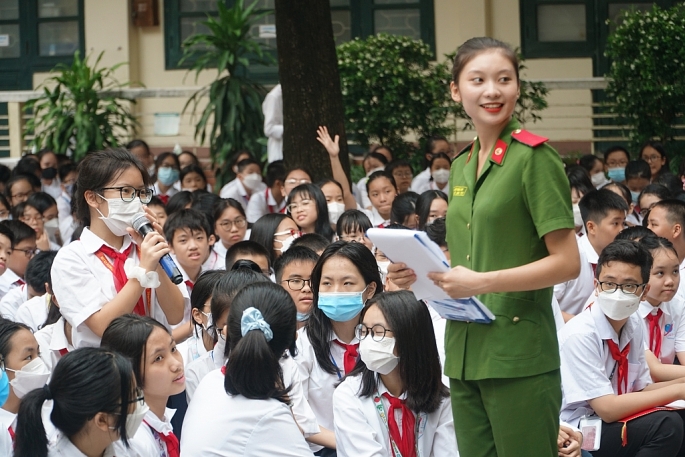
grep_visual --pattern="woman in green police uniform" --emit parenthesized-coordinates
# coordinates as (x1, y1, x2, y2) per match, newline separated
(388, 37, 580, 457)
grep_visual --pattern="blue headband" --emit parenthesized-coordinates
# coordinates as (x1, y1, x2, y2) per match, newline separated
(241, 307, 273, 342)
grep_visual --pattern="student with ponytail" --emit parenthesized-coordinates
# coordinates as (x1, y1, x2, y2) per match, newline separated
(181, 282, 314, 456)
(13, 347, 144, 457)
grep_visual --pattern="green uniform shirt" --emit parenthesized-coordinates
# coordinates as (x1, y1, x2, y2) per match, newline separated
(444, 118, 574, 381)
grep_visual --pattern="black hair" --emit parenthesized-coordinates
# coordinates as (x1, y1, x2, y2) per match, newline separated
(373, 145, 393, 160)
(74, 148, 150, 225)
(284, 166, 312, 182)
(164, 208, 212, 245)
(604, 181, 633, 205)
(308, 241, 382, 375)
(154, 151, 180, 172)
(41, 297, 62, 329)
(14, 347, 136, 457)
(213, 198, 247, 232)
(653, 173, 683, 196)
(146, 195, 166, 209)
(363, 152, 389, 169)
(178, 150, 200, 167)
(230, 150, 255, 169)
(126, 139, 151, 154)
(625, 160, 651, 181)
(596, 239, 652, 284)
(287, 183, 334, 241)
(5, 174, 37, 201)
(416, 190, 448, 231)
(249, 213, 291, 263)
(225, 240, 272, 271)
(366, 170, 397, 195)
(638, 184, 671, 209)
(180, 164, 208, 188)
(651, 199, 685, 231)
(566, 165, 594, 197)
(426, 217, 447, 248)
(351, 291, 449, 413)
(0, 222, 14, 247)
(274, 245, 319, 283)
(640, 141, 669, 174)
(603, 146, 631, 164)
(2, 219, 37, 245)
(25, 250, 57, 294)
(101, 314, 170, 390)
(336, 210, 372, 238)
(0, 318, 31, 367)
(224, 282, 296, 402)
(615, 226, 655, 242)
(10, 201, 29, 222)
(386, 159, 413, 179)
(265, 160, 286, 188)
(428, 152, 451, 171)
(26, 192, 57, 215)
(318, 178, 344, 196)
(190, 191, 222, 230)
(166, 191, 194, 215)
(640, 235, 679, 260)
(290, 233, 331, 254)
(13, 156, 42, 179)
(0, 193, 9, 213)
(578, 154, 603, 173)
(390, 191, 418, 227)
(0, 165, 11, 185)
(190, 270, 224, 338)
(422, 135, 451, 168)
(578, 189, 629, 228)
(57, 162, 77, 183)
(236, 158, 261, 174)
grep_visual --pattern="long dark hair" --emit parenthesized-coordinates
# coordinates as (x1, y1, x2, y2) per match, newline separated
(224, 282, 296, 403)
(288, 183, 334, 240)
(351, 291, 449, 413)
(249, 213, 291, 262)
(14, 347, 136, 457)
(190, 270, 224, 339)
(416, 190, 448, 231)
(308, 241, 382, 374)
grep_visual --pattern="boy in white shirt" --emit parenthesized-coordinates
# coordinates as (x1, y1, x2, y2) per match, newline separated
(559, 239, 685, 456)
(219, 158, 265, 210)
(246, 160, 286, 223)
(0, 220, 36, 301)
(555, 189, 627, 318)
(10, 251, 57, 328)
(647, 200, 685, 299)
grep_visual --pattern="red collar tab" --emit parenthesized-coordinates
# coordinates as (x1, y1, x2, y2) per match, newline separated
(511, 128, 548, 147)
(490, 139, 508, 165)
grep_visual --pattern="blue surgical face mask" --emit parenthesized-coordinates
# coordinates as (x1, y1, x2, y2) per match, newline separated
(0, 369, 9, 407)
(157, 167, 179, 186)
(317, 286, 369, 322)
(607, 167, 626, 183)
(296, 311, 310, 322)
(630, 190, 641, 205)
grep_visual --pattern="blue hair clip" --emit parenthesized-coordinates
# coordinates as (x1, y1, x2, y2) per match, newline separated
(241, 307, 273, 342)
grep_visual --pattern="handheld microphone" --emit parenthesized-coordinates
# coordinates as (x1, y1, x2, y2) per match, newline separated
(131, 213, 184, 285)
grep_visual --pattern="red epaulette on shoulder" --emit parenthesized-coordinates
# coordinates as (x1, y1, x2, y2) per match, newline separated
(511, 129, 548, 148)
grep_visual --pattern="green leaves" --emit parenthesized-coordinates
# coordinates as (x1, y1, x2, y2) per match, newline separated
(23, 51, 137, 160)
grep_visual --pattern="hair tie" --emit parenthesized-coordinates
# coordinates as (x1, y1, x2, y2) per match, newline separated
(240, 307, 273, 342)
(43, 384, 52, 400)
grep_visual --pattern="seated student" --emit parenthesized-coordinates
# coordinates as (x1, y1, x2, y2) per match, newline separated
(219, 157, 265, 209)
(27, 192, 61, 247)
(424, 152, 451, 194)
(567, 166, 596, 233)
(416, 190, 448, 231)
(178, 150, 200, 170)
(426, 217, 450, 263)
(291, 233, 330, 256)
(411, 135, 452, 195)
(101, 314, 185, 457)
(647, 200, 685, 298)
(146, 195, 168, 229)
(212, 198, 248, 268)
(11, 251, 57, 329)
(336, 209, 374, 251)
(616, 225, 656, 242)
(637, 235, 685, 382)
(386, 159, 414, 195)
(166, 190, 194, 217)
(0, 220, 37, 302)
(288, 183, 335, 240)
(282, 167, 313, 207)
(558, 239, 685, 457)
(12, 200, 59, 252)
(357, 152, 389, 210)
(225, 240, 272, 276)
(554, 189, 628, 317)
(180, 164, 208, 192)
(275, 246, 319, 329)
(579, 154, 610, 189)
(127, 138, 155, 177)
(33, 293, 73, 371)
(246, 160, 287, 223)
(390, 192, 419, 229)
(181, 283, 315, 456)
(153, 152, 181, 204)
(13, 347, 143, 457)
(333, 290, 455, 456)
(638, 184, 671, 220)
(250, 213, 301, 263)
(605, 181, 641, 227)
(640, 141, 673, 183)
(604, 145, 631, 184)
(0, 223, 13, 277)
(5, 174, 38, 208)
(625, 160, 652, 219)
(318, 179, 349, 229)
(367, 171, 398, 227)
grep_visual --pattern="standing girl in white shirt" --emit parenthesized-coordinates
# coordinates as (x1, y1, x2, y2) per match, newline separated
(50, 148, 185, 349)
(13, 347, 145, 457)
(181, 282, 314, 456)
(296, 241, 381, 454)
(333, 290, 455, 457)
(101, 314, 185, 457)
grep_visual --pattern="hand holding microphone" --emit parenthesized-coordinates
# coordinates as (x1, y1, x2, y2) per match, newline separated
(129, 210, 184, 285)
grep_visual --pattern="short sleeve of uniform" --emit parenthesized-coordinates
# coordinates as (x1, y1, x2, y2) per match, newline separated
(522, 144, 574, 239)
(333, 378, 385, 457)
(245, 405, 314, 457)
(559, 331, 614, 404)
(674, 301, 685, 354)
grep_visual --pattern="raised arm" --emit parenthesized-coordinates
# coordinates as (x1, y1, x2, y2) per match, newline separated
(316, 126, 357, 210)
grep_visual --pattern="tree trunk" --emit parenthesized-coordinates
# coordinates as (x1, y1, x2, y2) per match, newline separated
(274, 0, 350, 184)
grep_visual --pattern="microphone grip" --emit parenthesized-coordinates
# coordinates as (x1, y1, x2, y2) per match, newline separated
(136, 223, 184, 285)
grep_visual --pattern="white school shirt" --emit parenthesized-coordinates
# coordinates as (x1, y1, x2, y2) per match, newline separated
(202, 249, 223, 271)
(34, 318, 74, 371)
(57, 191, 75, 245)
(554, 235, 596, 315)
(558, 304, 652, 428)
(0, 268, 23, 302)
(0, 408, 15, 455)
(0, 284, 28, 319)
(263, 84, 283, 163)
(153, 181, 179, 201)
(181, 369, 313, 457)
(185, 343, 225, 401)
(48, 433, 131, 457)
(246, 187, 286, 223)
(129, 408, 176, 457)
(176, 332, 209, 368)
(411, 167, 431, 193)
(676, 258, 685, 302)
(14, 293, 50, 331)
(333, 375, 457, 457)
(357, 176, 372, 210)
(638, 298, 685, 365)
(219, 178, 266, 211)
(428, 180, 449, 194)
(50, 227, 180, 348)
(370, 207, 390, 227)
(42, 178, 62, 200)
(212, 242, 228, 270)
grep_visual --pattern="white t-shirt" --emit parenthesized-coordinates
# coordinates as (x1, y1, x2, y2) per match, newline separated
(638, 298, 685, 365)
(333, 375, 457, 457)
(554, 235, 596, 315)
(14, 294, 50, 331)
(181, 369, 313, 457)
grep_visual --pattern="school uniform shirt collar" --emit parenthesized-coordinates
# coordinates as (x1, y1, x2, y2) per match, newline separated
(377, 378, 407, 401)
(235, 178, 248, 199)
(143, 408, 176, 435)
(638, 299, 671, 320)
(80, 227, 133, 255)
(578, 234, 599, 265)
(1, 268, 19, 287)
(328, 331, 360, 345)
(49, 318, 74, 354)
(266, 187, 286, 211)
(590, 300, 638, 350)
(51, 432, 119, 457)
(680, 258, 685, 272)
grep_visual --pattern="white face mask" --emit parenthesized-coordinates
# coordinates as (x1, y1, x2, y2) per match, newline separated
(572, 203, 583, 227)
(432, 169, 450, 184)
(597, 289, 642, 320)
(591, 172, 608, 188)
(110, 400, 149, 439)
(242, 173, 263, 191)
(274, 230, 300, 253)
(7, 357, 51, 399)
(327, 202, 345, 225)
(360, 337, 399, 375)
(96, 195, 143, 237)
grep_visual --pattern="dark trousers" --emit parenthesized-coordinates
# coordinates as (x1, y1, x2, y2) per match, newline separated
(591, 410, 685, 457)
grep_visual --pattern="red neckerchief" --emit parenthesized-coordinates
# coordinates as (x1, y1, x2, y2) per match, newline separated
(95, 244, 146, 316)
(333, 339, 359, 374)
(606, 340, 631, 395)
(647, 309, 664, 359)
(382, 393, 416, 457)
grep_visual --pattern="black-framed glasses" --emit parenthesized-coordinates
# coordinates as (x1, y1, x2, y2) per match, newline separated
(100, 186, 154, 204)
(355, 323, 393, 342)
(13, 247, 37, 259)
(217, 218, 247, 230)
(282, 278, 312, 291)
(122, 387, 145, 408)
(598, 281, 646, 295)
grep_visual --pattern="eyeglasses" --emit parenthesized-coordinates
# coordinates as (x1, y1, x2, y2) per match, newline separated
(11, 191, 32, 200)
(285, 179, 311, 186)
(597, 281, 646, 295)
(123, 387, 145, 407)
(282, 278, 312, 291)
(393, 172, 413, 179)
(287, 200, 314, 212)
(355, 323, 393, 342)
(100, 186, 154, 204)
(340, 234, 365, 243)
(606, 161, 629, 168)
(13, 247, 38, 259)
(217, 218, 247, 230)
(642, 155, 662, 163)
(21, 214, 43, 224)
